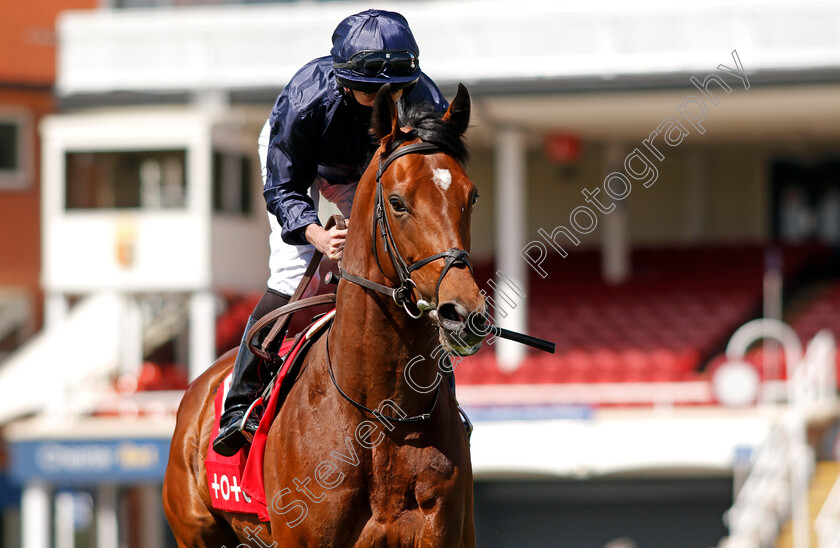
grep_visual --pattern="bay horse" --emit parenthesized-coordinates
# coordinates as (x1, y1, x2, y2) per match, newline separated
(163, 83, 487, 547)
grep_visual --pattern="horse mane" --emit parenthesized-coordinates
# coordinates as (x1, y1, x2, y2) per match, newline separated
(395, 102, 470, 165)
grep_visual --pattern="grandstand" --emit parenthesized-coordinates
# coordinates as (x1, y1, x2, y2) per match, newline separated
(459, 244, 826, 387)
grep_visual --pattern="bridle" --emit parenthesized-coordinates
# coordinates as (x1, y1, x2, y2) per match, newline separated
(326, 139, 473, 425)
(337, 141, 473, 319)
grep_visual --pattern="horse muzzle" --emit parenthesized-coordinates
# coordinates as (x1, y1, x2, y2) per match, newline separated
(432, 301, 488, 356)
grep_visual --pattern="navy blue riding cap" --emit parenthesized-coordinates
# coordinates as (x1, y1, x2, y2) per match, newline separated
(331, 9, 421, 92)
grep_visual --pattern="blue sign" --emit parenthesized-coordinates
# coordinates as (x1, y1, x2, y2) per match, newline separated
(0, 473, 22, 507)
(9, 438, 170, 485)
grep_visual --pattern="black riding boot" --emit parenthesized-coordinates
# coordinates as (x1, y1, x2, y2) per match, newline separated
(213, 290, 290, 457)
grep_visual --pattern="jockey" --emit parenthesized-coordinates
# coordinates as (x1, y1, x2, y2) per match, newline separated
(213, 9, 449, 457)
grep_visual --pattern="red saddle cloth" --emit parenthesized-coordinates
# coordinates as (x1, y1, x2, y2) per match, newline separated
(204, 313, 328, 521)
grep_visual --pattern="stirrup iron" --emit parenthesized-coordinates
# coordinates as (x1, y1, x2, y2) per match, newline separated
(238, 397, 264, 443)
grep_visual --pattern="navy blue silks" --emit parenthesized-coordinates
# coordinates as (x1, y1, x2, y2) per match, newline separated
(263, 10, 448, 246)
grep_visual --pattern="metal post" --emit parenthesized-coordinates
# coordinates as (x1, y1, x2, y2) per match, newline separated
(138, 485, 164, 548)
(21, 482, 50, 548)
(121, 294, 144, 379)
(602, 202, 629, 285)
(790, 415, 811, 548)
(685, 149, 706, 241)
(96, 485, 119, 548)
(55, 491, 75, 548)
(494, 127, 527, 371)
(189, 290, 216, 380)
(187, 111, 215, 381)
(602, 142, 629, 285)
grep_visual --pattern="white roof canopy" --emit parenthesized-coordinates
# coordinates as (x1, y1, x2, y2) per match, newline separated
(57, 0, 840, 96)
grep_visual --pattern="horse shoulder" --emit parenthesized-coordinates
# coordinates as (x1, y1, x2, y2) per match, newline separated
(163, 351, 237, 543)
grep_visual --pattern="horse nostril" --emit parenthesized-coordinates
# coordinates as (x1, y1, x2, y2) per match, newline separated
(437, 302, 466, 326)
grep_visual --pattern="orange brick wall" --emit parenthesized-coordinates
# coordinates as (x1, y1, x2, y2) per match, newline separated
(0, 0, 96, 85)
(0, 0, 96, 331)
(0, 89, 50, 294)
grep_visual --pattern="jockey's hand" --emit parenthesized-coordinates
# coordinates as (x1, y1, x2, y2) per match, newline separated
(305, 223, 347, 261)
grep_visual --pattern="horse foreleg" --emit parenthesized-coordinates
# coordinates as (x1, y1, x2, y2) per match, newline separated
(460, 510, 475, 548)
(460, 480, 475, 548)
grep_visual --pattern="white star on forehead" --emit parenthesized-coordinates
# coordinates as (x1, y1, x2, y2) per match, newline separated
(432, 168, 451, 192)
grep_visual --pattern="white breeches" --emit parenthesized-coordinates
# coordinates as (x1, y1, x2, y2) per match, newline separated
(258, 120, 356, 296)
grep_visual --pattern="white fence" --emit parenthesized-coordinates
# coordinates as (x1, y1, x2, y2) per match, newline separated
(722, 327, 838, 548)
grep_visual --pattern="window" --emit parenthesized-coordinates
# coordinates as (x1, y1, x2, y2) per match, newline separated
(212, 151, 253, 216)
(0, 114, 30, 190)
(65, 150, 187, 210)
(0, 124, 19, 170)
(772, 158, 840, 244)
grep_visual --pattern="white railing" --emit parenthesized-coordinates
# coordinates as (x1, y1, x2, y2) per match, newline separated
(791, 330, 838, 411)
(140, 294, 189, 356)
(722, 324, 838, 548)
(723, 422, 806, 548)
(0, 292, 123, 424)
(814, 332, 840, 546)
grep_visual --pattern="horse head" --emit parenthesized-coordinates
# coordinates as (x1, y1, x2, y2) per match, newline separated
(341, 83, 488, 357)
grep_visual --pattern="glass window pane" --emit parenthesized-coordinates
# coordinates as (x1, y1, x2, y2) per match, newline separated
(212, 150, 254, 216)
(0, 123, 19, 171)
(239, 155, 252, 215)
(65, 150, 187, 210)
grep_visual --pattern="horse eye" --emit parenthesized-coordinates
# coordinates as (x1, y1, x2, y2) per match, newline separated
(471, 192, 479, 206)
(389, 196, 407, 213)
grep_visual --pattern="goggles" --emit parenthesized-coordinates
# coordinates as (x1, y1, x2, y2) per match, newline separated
(334, 50, 418, 77)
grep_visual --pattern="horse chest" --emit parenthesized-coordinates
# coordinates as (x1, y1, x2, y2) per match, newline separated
(367, 445, 457, 514)
(342, 447, 463, 548)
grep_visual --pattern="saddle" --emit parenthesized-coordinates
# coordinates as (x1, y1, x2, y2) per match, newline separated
(205, 310, 335, 520)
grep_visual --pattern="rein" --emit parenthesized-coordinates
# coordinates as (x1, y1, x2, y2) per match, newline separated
(337, 141, 473, 319)
(325, 325, 439, 424)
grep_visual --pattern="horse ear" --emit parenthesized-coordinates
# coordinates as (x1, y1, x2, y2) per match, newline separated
(371, 84, 400, 147)
(442, 83, 471, 136)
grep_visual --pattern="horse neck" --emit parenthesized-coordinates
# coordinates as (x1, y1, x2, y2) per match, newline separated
(328, 280, 442, 418)
(327, 181, 442, 417)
